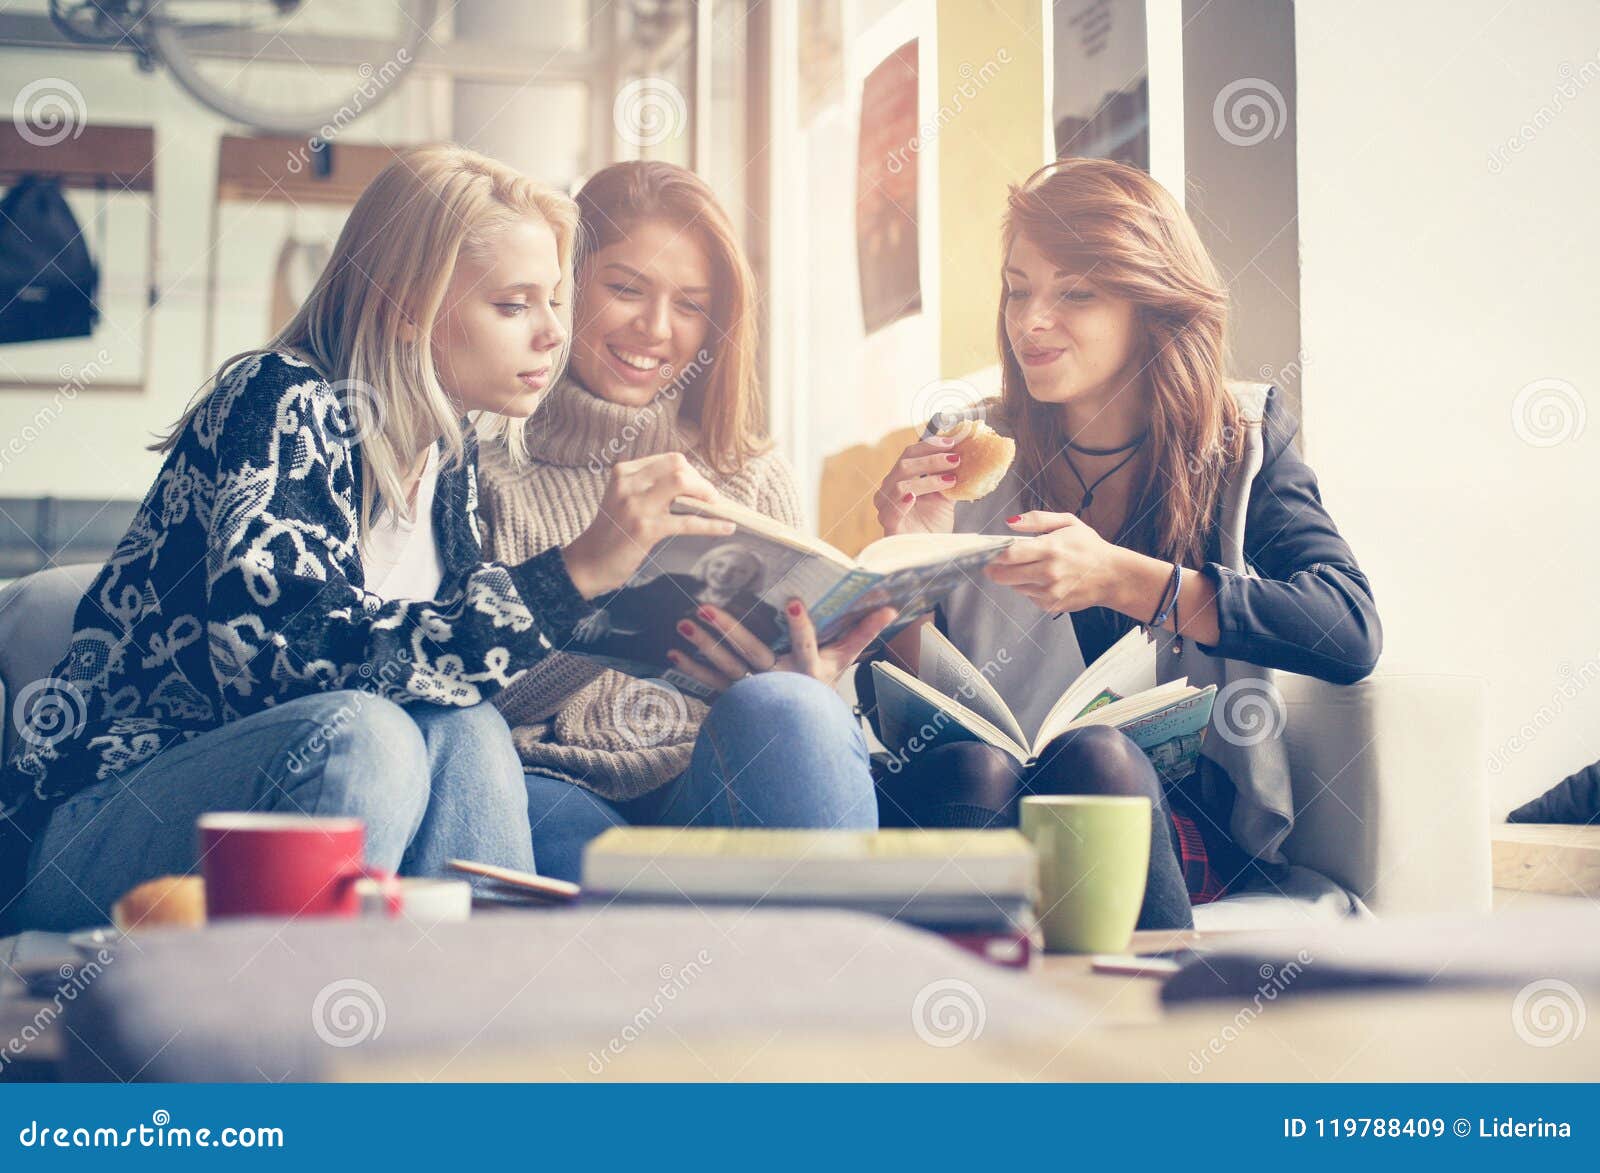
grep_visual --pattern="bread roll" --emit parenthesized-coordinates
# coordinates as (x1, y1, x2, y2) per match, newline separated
(112, 875, 206, 932)
(938, 420, 1016, 502)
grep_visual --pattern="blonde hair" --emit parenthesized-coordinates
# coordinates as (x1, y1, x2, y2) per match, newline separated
(157, 144, 579, 542)
(996, 158, 1241, 566)
(572, 161, 768, 474)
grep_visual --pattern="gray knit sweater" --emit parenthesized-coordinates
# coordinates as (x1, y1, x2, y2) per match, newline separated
(476, 374, 803, 801)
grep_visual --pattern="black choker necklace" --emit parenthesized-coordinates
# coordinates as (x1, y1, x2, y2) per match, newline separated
(1062, 431, 1146, 513)
(1065, 430, 1148, 457)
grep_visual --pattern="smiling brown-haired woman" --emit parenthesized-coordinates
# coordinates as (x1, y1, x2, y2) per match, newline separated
(868, 157, 1382, 929)
(477, 161, 889, 878)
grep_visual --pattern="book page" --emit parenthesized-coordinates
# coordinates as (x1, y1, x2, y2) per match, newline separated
(809, 541, 1011, 647)
(918, 625, 1027, 747)
(1037, 626, 1159, 739)
(1060, 679, 1195, 734)
(853, 531, 1012, 574)
(673, 496, 854, 566)
(872, 661, 1030, 763)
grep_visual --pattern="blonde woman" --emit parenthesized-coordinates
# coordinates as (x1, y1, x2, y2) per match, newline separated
(478, 162, 887, 877)
(869, 158, 1381, 929)
(0, 146, 775, 932)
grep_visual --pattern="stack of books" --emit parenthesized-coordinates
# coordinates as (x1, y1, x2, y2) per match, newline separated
(581, 827, 1040, 967)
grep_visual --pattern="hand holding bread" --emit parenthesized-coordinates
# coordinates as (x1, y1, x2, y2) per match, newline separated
(874, 419, 1016, 536)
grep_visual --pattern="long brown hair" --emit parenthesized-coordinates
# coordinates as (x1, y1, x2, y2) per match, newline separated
(996, 158, 1241, 566)
(573, 161, 768, 474)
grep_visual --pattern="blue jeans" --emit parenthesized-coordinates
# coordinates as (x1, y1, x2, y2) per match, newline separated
(18, 692, 535, 932)
(525, 672, 877, 881)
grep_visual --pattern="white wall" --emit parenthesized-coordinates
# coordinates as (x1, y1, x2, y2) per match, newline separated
(0, 44, 445, 503)
(1182, 0, 1301, 413)
(1294, 0, 1600, 814)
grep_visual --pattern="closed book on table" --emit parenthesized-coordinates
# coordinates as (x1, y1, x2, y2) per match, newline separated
(582, 827, 1037, 903)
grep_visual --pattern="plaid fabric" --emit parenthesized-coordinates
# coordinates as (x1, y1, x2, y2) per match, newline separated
(1168, 806, 1230, 905)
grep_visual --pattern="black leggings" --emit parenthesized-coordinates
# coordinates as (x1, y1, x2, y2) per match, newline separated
(874, 726, 1195, 931)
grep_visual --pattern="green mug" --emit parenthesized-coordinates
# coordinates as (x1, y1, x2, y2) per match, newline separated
(1020, 795, 1151, 954)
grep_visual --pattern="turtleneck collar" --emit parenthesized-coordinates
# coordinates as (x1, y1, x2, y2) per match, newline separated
(521, 372, 690, 469)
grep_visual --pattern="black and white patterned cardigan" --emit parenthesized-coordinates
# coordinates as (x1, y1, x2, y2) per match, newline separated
(1, 350, 594, 849)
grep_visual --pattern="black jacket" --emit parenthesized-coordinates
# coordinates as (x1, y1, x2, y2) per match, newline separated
(1069, 386, 1380, 682)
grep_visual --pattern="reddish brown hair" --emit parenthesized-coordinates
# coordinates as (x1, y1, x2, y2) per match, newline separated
(997, 158, 1241, 565)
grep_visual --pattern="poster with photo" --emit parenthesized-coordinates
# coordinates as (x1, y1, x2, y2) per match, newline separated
(855, 39, 922, 334)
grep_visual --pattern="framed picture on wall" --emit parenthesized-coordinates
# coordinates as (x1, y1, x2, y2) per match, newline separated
(855, 39, 922, 335)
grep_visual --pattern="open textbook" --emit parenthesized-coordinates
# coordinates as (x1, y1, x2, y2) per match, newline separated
(872, 625, 1217, 782)
(565, 496, 1013, 699)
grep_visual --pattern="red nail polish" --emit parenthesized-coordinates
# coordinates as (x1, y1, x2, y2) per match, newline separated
(902, 492, 914, 504)
(697, 606, 717, 622)
(677, 620, 696, 636)
(941, 473, 956, 482)
(1006, 515, 1021, 524)
(945, 453, 960, 464)
(787, 601, 802, 616)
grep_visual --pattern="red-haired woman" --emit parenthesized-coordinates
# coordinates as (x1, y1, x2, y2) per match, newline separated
(869, 158, 1381, 929)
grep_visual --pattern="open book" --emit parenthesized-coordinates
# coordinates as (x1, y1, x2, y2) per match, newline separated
(564, 496, 1013, 699)
(872, 625, 1216, 782)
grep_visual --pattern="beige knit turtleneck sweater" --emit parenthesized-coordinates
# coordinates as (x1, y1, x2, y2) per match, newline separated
(476, 374, 803, 802)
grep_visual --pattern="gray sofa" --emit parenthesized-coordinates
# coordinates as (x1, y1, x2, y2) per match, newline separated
(0, 563, 1494, 932)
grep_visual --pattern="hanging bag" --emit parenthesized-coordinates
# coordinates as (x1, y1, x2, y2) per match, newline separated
(0, 175, 101, 344)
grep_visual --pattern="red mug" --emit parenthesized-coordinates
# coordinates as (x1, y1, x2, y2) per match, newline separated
(197, 813, 403, 921)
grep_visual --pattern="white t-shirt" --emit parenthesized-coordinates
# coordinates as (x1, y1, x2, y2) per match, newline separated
(362, 443, 444, 602)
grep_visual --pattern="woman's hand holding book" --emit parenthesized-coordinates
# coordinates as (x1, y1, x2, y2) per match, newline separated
(667, 599, 898, 694)
(561, 453, 736, 598)
(984, 510, 1124, 613)
(987, 511, 1222, 644)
